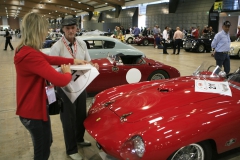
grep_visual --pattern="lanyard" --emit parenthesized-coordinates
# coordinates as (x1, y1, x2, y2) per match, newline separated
(62, 37, 77, 58)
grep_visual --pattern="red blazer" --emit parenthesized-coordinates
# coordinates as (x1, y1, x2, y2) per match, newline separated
(14, 46, 74, 121)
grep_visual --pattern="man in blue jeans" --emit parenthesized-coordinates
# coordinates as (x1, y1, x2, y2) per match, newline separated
(211, 21, 231, 74)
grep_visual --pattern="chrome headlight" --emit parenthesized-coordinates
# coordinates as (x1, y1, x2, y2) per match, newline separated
(120, 135, 145, 159)
(193, 42, 196, 46)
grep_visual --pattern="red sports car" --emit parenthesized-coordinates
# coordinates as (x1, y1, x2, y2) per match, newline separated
(84, 62, 240, 160)
(134, 36, 155, 46)
(86, 54, 180, 94)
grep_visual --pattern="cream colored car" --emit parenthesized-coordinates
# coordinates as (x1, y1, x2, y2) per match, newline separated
(229, 38, 240, 58)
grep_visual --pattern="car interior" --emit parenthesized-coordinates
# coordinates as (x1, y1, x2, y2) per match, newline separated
(117, 55, 144, 65)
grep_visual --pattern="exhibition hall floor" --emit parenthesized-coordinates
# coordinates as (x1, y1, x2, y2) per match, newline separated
(0, 36, 240, 160)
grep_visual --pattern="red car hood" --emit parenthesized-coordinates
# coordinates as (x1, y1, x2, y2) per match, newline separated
(89, 77, 223, 123)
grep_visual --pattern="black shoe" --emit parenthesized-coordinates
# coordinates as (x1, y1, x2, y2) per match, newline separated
(163, 53, 168, 54)
(3, 49, 6, 51)
(77, 141, 91, 147)
(176, 53, 179, 55)
(11, 48, 14, 51)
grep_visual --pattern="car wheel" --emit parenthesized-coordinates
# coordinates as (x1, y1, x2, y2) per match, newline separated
(185, 49, 190, 52)
(168, 141, 214, 160)
(238, 50, 240, 59)
(147, 70, 169, 81)
(143, 39, 149, 46)
(127, 38, 133, 44)
(198, 44, 205, 53)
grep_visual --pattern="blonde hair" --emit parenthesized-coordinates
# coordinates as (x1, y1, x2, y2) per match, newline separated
(17, 13, 48, 50)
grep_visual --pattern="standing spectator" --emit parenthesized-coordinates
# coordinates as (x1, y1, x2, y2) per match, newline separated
(50, 18, 99, 160)
(155, 33, 163, 49)
(126, 27, 130, 34)
(236, 26, 240, 39)
(211, 21, 231, 74)
(14, 12, 87, 160)
(162, 26, 169, 54)
(153, 25, 160, 48)
(172, 27, 183, 55)
(133, 26, 140, 38)
(3, 29, 14, 51)
(120, 26, 125, 35)
(192, 27, 199, 39)
(202, 26, 209, 35)
(115, 26, 123, 38)
(208, 26, 214, 34)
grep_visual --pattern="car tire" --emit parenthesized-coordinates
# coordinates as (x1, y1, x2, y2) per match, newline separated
(167, 141, 214, 160)
(147, 70, 169, 81)
(143, 39, 149, 46)
(198, 44, 205, 53)
(185, 49, 190, 52)
(127, 38, 133, 44)
(238, 50, 240, 59)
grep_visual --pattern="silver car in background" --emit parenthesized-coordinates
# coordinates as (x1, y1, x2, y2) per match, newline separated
(41, 36, 145, 59)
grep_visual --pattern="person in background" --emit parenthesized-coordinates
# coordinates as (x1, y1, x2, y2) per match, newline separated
(202, 25, 209, 35)
(14, 13, 87, 160)
(208, 26, 215, 35)
(236, 26, 240, 39)
(211, 21, 231, 74)
(162, 26, 169, 54)
(133, 26, 140, 38)
(172, 27, 183, 55)
(153, 25, 160, 48)
(50, 18, 99, 160)
(155, 33, 163, 49)
(3, 29, 14, 51)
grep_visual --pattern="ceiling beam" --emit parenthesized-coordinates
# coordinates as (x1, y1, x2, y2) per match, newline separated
(27, 0, 94, 11)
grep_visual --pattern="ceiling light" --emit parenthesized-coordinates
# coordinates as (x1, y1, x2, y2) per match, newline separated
(87, 8, 89, 9)
(78, 2, 81, 3)
(105, 3, 108, 4)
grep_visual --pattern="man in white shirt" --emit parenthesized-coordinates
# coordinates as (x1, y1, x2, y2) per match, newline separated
(162, 26, 169, 54)
(173, 27, 183, 55)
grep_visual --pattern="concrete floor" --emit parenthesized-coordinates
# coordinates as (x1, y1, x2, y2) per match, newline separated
(0, 35, 240, 160)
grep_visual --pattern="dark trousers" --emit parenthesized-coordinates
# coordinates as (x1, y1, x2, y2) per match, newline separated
(173, 39, 182, 54)
(5, 40, 14, 50)
(214, 52, 230, 74)
(19, 115, 52, 160)
(163, 39, 168, 53)
(57, 88, 87, 155)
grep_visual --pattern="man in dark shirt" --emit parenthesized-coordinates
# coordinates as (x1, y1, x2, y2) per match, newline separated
(4, 29, 14, 51)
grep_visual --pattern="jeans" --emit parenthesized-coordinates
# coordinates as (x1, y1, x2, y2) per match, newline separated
(214, 52, 230, 74)
(19, 115, 52, 160)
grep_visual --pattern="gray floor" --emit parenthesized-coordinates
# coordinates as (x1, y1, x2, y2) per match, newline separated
(0, 35, 240, 160)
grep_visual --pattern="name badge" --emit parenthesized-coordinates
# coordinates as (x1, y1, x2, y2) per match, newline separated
(45, 85, 56, 105)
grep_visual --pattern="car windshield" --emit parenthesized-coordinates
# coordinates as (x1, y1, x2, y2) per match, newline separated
(192, 62, 225, 78)
(193, 62, 240, 89)
(228, 67, 240, 89)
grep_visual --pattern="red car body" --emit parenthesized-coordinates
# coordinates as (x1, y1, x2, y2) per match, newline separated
(86, 55, 180, 94)
(84, 64, 240, 160)
(134, 36, 155, 46)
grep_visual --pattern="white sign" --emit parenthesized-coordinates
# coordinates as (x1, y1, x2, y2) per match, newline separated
(195, 80, 232, 96)
(56, 64, 99, 103)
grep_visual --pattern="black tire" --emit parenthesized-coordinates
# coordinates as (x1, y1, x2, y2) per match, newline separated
(198, 44, 205, 53)
(147, 70, 169, 81)
(167, 141, 214, 160)
(238, 50, 240, 59)
(127, 38, 133, 44)
(143, 39, 149, 46)
(185, 49, 190, 52)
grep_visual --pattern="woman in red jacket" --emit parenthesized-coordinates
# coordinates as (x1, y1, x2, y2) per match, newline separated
(14, 13, 87, 160)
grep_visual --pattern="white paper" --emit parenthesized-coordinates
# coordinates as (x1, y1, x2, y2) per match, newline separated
(56, 64, 99, 103)
(195, 80, 232, 96)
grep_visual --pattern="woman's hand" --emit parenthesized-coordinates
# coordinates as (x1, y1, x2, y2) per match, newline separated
(74, 59, 88, 65)
(92, 63, 99, 70)
(61, 64, 71, 74)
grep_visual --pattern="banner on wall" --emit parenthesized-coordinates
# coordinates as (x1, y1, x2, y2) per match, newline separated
(214, 1, 223, 12)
